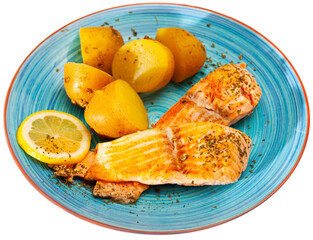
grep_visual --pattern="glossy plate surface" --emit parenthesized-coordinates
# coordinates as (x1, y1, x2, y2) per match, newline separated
(5, 3, 309, 233)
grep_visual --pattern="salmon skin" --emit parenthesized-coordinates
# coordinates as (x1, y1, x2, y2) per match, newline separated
(155, 63, 262, 127)
(84, 122, 251, 186)
(93, 181, 149, 204)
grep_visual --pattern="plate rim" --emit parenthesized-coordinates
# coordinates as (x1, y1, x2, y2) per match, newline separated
(4, 2, 310, 234)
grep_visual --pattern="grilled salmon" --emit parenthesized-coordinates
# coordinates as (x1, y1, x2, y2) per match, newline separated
(155, 63, 262, 127)
(84, 122, 251, 185)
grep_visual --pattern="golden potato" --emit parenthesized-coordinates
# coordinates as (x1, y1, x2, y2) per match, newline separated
(84, 80, 149, 138)
(112, 39, 175, 92)
(155, 27, 206, 83)
(80, 27, 124, 74)
(64, 62, 114, 108)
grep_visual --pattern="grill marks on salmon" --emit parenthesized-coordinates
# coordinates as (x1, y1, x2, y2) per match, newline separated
(155, 63, 262, 127)
(84, 122, 251, 186)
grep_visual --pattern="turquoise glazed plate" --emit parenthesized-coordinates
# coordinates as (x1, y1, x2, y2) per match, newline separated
(5, 3, 309, 234)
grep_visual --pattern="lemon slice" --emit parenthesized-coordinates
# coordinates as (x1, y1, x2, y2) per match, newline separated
(17, 110, 91, 164)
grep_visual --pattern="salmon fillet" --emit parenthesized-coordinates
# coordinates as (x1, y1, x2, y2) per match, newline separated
(84, 122, 251, 185)
(155, 63, 262, 127)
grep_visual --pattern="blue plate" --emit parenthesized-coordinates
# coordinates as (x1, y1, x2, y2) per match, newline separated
(4, 3, 309, 233)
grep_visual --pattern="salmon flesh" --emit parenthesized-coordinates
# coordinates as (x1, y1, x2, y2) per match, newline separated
(84, 122, 251, 185)
(156, 63, 262, 127)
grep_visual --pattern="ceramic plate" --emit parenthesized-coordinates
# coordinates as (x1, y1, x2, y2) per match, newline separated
(5, 3, 309, 233)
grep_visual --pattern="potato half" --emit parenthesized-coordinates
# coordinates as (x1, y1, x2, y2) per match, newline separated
(64, 62, 114, 108)
(155, 27, 206, 83)
(112, 39, 175, 92)
(84, 80, 149, 138)
(80, 27, 124, 74)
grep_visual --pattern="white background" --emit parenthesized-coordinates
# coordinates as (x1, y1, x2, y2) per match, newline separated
(1, 0, 312, 239)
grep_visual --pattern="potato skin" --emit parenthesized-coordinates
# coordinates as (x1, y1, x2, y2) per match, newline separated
(80, 27, 124, 74)
(112, 39, 175, 93)
(84, 80, 149, 138)
(155, 27, 206, 83)
(64, 62, 114, 108)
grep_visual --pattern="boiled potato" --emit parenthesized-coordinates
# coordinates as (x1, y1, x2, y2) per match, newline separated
(155, 27, 206, 83)
(80, 27, 124, 74)
(84, 80, 149, 138)
(64, 62, 114, 108)
(112, 39, 175, 92)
